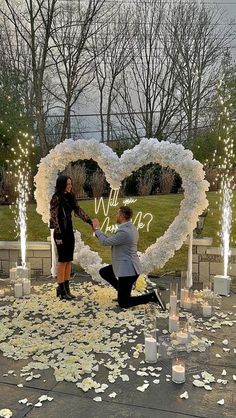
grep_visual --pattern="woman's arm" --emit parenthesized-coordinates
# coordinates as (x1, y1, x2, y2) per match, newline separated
(49, 195, 62, 239)
(72, 195, 92, 225)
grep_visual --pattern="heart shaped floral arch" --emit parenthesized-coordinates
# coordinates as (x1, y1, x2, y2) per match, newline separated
(34, 138, 209, 280)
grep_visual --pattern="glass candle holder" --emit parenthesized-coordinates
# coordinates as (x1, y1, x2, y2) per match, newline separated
(172, 358, 185, 384)
(169, 282, 178, 314)
(202, 301, 212, 318)
(180, 287, 189, 308)
(22, 278, 31, 297)
(9, 262, 17, 281)
(17, 262, 31, 280)
(187, 317, 195, 339)
(169, 308, 179, 333)
(144, 305, 157, 363)
(203, 284, 212, 299)
(176, 322, 188, 345)
(158, 335, 171, 359)
(14, 282, 23, 298)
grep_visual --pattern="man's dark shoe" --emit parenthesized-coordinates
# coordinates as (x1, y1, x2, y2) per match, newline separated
(153, 289, 166, 311)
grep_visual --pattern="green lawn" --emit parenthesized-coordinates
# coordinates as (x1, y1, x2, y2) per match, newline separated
(0, 192, 235, 274)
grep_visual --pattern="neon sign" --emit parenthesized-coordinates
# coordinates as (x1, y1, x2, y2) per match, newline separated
(94, 189, 154, 233)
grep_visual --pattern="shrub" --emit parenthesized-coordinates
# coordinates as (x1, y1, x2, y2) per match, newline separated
(159, 168, 175, 194)
(91, 170, 105, 198)
(137, 168, 155, 196)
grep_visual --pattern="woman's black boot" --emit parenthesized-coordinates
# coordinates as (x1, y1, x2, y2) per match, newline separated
(58, 282, 72, 300)
(64, 280, 76, 299)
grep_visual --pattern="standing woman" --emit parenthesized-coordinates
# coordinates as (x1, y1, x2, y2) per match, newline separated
(50, 175, 92, 300)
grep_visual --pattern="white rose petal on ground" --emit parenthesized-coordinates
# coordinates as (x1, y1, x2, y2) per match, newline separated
(233, 375, 236, 381)
(217, 399, 224, 405)
(121, 374, 129, 382)
(108, 392, 117, 398)
(193, 380, 205, 387)
(18, 398, 28, 404)
(34, 402, 43, 407)
(17, 384, 23, 388)
(0, 409, 13, 418)
(221, 369, 227, 376)
(216, 354, 221, 358)
(222, 339, 228, 345)
(93, 397, 102, 402)
(204, 385, 212, 391)
(180, 391, 189, 399)
(153, 379, 160, 384)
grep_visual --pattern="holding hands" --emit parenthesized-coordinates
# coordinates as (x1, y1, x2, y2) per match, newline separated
(92, 218, 100, 231)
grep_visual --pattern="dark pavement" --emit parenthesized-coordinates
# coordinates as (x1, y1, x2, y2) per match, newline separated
(0, 274, 236, 418)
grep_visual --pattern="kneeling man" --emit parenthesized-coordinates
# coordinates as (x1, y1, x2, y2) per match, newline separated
(92, 206, 166, 310)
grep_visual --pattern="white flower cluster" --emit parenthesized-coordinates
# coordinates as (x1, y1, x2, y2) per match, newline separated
(34, 137, 209, 277)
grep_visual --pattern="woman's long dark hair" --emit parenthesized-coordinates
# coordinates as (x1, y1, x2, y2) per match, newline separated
(55, 175, 72, 196)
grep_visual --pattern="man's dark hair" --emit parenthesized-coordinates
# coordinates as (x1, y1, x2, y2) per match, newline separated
(119, 206, 133, 220)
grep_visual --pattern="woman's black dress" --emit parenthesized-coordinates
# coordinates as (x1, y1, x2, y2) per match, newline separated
(50, 192, 92, 262)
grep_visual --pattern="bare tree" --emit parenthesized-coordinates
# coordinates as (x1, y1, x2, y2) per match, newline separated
(1, 0, 59, 157)
(167, 0, 232, 142)
(114, 0, 183, 144)
(47, 0, 109, 142)
(92, 4, 134, 142)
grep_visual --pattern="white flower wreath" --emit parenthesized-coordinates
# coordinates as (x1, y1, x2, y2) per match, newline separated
(34, 138, 209, 280)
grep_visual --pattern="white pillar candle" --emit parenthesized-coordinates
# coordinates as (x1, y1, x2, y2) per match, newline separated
(145, 337, 157, 363)
(0, 289, 5, 298)
(202, 303, 212, 317)
(170, 292, 177, 313)
(186, 232, 193, 288)
(176, 330, 188, 345)
(172, 364, 185, 384)
(180, 288, 189, 307)
(183, 298, 192, 310)
(14, 283, 23, 298)
(169, 315, 179, 333)
(22, 279, 31, 296)
(10, 267, 17, 280)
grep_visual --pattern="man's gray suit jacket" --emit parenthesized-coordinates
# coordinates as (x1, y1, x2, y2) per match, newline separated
(95, 221, 142, 277)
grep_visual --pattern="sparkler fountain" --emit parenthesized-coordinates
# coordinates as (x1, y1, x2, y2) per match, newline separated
(9, 136, 33, 294)
(213, 76, 235, 296)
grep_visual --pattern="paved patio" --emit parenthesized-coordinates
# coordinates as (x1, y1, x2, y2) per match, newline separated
(0, 274, 236, 418)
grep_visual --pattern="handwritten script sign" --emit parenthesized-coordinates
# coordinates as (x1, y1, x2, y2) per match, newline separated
(94, 189, 154, 234)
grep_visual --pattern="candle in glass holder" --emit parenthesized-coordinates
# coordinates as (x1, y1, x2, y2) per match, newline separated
(170, 291, 177, 313)
(187, 318, 195, 339)
(10, 267, 17, 280)
(202, 302, 212, 317)
(180, 288, 189, 307)
(169, 313, 179, 333)
(176, 330, 188, 345)
(145, 337, 157, 363)
(183, 297, 192, 310)
(14, 282, 23, 298)
(0, 289, 5, 298)
(172, 359, 185, 384)
(22, 279, 31, 296)
(170, 282, 178, 312)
